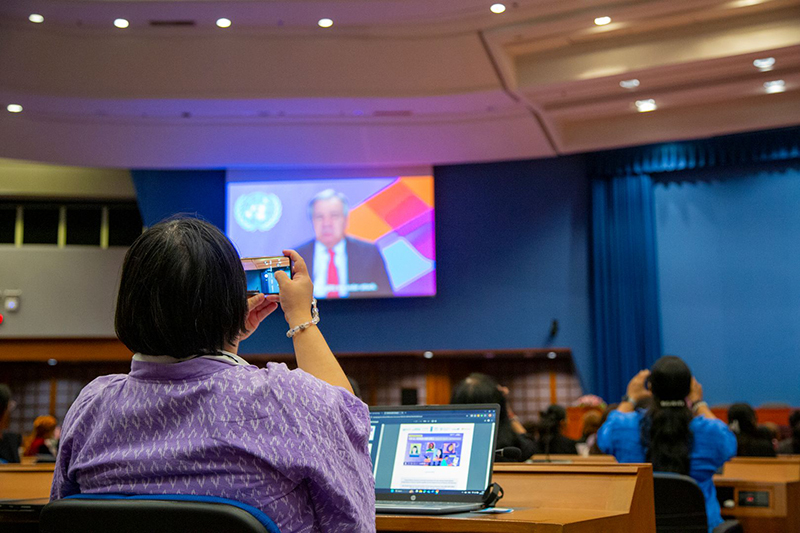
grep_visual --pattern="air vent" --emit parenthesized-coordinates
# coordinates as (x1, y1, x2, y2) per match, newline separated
(149, 20, 196, 27)
(372, 110, 413, 117)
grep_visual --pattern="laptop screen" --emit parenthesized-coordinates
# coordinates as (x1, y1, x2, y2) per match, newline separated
(368, 404, 499, 501)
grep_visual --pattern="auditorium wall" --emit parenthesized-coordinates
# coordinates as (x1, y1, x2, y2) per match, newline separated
(132, 156, 595, 390)
(655, 162, 800, 406)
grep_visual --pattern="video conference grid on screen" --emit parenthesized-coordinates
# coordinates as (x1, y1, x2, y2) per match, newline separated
(226, 175, 436, 300)
(369, 408, 497, 497)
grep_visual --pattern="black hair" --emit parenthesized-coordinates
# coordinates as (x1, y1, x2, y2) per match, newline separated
(790, 411, 800, 454)
(728, 403, 758, 436)
(729, 403, 776, 457)
(347, 376, 362, 400)
(640, 355, 693, 475)
(0, 384, 10, 417)
(451, 373, 517, 450)
(538, 405, 567, 454)
(115, 216, 248, 358)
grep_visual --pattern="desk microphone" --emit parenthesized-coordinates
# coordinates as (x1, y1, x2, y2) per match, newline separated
(495, 447, 522, 461)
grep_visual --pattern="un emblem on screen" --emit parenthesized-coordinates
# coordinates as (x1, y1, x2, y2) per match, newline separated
(234, 192, 283, 232)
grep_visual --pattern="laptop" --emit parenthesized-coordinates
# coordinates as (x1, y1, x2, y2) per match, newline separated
(369, 404, 499, 515)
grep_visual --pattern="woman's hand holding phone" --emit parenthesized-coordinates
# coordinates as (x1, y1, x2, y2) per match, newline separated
(239, 293, 279, 342)
(274, 249, 315, 328)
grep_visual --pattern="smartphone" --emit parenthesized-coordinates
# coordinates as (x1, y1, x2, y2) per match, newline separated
(241, 256, 292, 295)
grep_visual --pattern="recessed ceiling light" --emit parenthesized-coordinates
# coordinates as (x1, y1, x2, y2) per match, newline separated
(7, 104, 23, 113)
(318, 18, 333, 28)
(764, 80, 786, 94)
(620, 79, 640, 89)
(635, 99, 657, 112)
(753, 57, 776, 71)
(216, 18, 231, 28)
(114, 18, 129, 29)
(594, 16, 612, 26)
(490, 3, 506, 14)
(28, 14, 44, 24)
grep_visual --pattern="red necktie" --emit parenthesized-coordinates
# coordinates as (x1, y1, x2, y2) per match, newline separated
(327, 248, 339, 298)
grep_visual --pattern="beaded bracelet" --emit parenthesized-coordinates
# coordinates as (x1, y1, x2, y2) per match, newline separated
(286, 298, 320, 338)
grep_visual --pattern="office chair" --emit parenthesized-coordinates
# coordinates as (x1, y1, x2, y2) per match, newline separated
(39, 494, 280, 533)
(653, 473, 742, 533)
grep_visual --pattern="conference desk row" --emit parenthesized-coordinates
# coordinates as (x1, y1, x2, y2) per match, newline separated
(2, 456, 799, 532)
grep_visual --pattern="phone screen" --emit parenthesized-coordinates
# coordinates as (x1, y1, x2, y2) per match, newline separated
(241, 256, 292, 295)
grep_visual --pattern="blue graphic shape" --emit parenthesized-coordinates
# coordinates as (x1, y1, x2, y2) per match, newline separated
(234, 192, 283, 232)
(381, 237, 435, 290)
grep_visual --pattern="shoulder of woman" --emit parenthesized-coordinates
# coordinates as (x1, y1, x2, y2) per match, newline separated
(604, 409, 643, 427)
(690, 415, 733, 436)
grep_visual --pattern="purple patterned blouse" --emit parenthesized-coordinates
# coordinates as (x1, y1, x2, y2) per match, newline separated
(51, 357, 376, 532)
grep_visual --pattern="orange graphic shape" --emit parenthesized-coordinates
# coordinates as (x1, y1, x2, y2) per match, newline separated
(346, 203, 393, 242)
(399, 176, 434, 207)
(365, 182, 414, 220)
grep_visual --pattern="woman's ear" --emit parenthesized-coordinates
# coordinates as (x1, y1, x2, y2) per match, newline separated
(647, 382, 652, 391)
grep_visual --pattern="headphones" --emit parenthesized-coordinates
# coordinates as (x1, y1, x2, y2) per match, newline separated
(482, 482, 505, 508)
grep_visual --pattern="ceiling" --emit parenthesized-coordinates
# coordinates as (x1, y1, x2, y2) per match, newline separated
(0, 0, 798, 168)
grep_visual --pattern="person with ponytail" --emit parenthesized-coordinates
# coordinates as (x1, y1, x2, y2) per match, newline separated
(597, 356, 737, 532)
(727, 403, 776, 457)
(537, 405, 578, 455)
(777, 410, 800, 454)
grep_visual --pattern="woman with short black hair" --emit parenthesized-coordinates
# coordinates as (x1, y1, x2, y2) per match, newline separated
(597, 356, 737, 533)
(52, 217, 375, 533)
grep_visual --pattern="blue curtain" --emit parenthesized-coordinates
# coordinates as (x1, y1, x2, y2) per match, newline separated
(590, 125, 800, 178)
(592, 174, 662, 401)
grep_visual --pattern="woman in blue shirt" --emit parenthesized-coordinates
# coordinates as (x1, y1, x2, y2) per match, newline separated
(597, 356, 737, 532)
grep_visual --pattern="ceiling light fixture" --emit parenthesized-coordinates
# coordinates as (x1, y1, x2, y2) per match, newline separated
(6, 104, 23, 113)
(28, 14, 44, 24)
(635, 99, 657, 112)
(594, 16, 612, 26)
(620, 79, 640, 89)
(114, 18, 129, 29)
(753, 57, 775, 71)
(490, 3, 506, 14)
(764, 80, 785, 94)
(318, 18, 333, 28)
(216, 18, 232, 28)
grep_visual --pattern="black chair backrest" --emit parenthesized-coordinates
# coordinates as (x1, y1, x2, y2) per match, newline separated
(653, 472, 708, 533)
(39, 498, 269, 533)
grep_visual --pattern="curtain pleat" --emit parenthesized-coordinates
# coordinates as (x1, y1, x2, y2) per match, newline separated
(591, 175, 662, 401)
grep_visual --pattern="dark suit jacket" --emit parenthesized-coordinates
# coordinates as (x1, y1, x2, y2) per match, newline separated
(296, 237, 392, 297)
(0, 431, 21, 463)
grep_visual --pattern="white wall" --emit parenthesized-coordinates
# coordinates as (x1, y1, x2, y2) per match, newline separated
(0, 247, 127, 338)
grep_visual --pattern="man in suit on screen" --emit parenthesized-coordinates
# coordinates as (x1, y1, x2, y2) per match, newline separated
(296, 189, 392, 298)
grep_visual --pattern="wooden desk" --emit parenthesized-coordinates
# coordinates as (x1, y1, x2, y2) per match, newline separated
(526, 454, 617, 464)
(715, 456, 800, 533)
(376, 463, 655, 532)
(2, 462, 652, 532)
(0, 465, 55, 500)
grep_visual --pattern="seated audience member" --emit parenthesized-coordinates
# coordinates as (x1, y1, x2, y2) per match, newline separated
(589, 403, 618, 455)
(537, 405, 578, 455)
(777, 410, 800, 454)
(0, 384, 22, 464)
(578, 410, 602, 453)
(24, 415, 58, 457)
(728, 403, 776, 457)
(451, 373, 537, 461)
(597, 356, 737, 533)
(51, 217, 375, 533)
